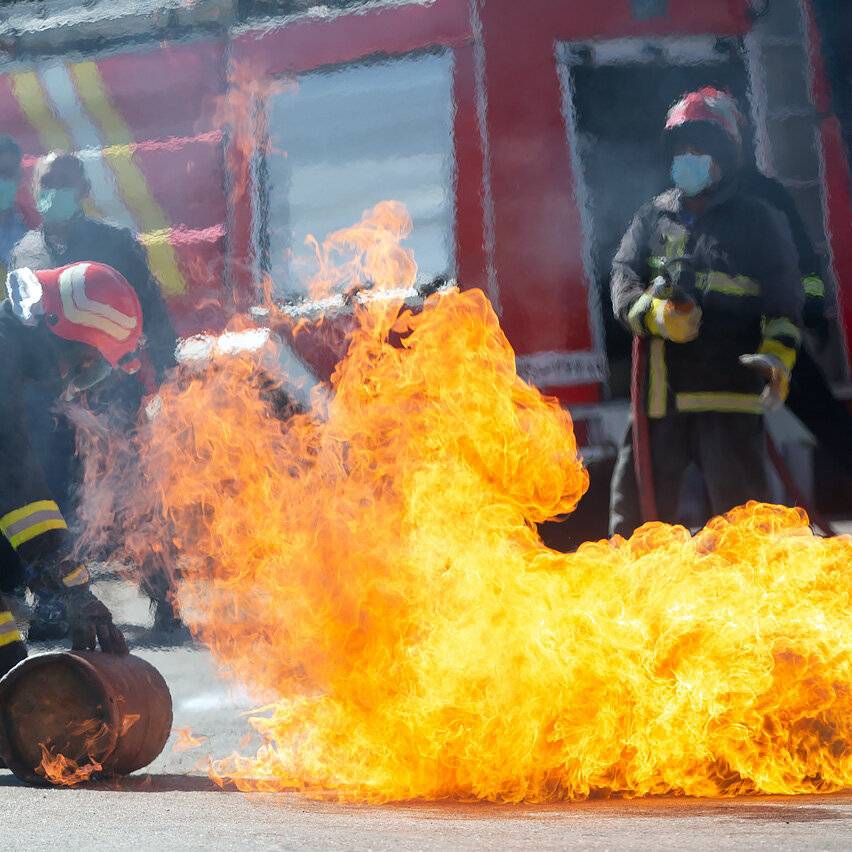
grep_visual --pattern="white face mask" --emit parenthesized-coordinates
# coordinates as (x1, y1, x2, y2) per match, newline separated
(671, 153, 715, 196)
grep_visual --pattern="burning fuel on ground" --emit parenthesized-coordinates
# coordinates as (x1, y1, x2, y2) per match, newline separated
(72, 201, 852, 803)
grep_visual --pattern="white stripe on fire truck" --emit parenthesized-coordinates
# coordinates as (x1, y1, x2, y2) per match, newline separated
(38, 63, 134, 228)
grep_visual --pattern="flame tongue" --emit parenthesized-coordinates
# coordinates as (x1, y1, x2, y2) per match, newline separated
(76, 203, 852, 802)
(36, 719, 111, 786)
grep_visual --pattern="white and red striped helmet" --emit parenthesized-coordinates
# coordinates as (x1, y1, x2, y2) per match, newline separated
(665, 87, 744, 148)
(7, 262, 144, 372)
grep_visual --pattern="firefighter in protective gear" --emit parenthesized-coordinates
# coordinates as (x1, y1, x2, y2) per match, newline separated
(7, 152, 179, 635)
(737, 163, 852, 479)
(608, 87, 803, 537)
(0, 261, 138, 678)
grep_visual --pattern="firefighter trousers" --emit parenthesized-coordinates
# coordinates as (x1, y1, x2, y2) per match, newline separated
(787, 345, 852, 478)
(609, 411, 771, 538)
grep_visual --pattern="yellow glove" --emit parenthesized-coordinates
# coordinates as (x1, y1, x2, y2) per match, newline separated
(644, 296, 702, 343)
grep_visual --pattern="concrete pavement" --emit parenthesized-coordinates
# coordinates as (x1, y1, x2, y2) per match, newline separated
(1, 575, 850, 850)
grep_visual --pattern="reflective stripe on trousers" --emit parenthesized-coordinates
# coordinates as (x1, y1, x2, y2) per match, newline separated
(0, 610, 23, 648)
(0, 500, 67, 549)
(675, 392, 764, 414)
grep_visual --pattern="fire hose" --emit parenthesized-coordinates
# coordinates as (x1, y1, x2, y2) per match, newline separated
(631, 334, 658, 523)
(630, 262, 836, 537)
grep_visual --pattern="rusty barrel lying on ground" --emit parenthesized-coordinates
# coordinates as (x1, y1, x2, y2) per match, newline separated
(0, 651, 173, 785)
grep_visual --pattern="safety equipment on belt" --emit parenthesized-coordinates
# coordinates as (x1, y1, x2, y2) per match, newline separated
(630, 292, 702, 343)
(739, 353, 790, 411)
(671, 153, 714, 197)
(36, 187, 81, 224)
(6, 261, 144, 373)
(64, 585, 128, 655)
(665, 87, 744, 148)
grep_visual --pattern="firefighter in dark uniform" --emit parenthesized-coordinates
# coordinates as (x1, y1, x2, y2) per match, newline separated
(738, 166, 852, 480)
(4, 152, 178, 634)
(0, 262, 140, 676)
(608, 88, 804, 536)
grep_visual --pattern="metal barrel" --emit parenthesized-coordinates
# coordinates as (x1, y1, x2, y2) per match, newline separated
(0, 651, 173, 785)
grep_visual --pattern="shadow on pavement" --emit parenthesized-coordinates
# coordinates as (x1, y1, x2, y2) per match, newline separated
(369, 794, 852, 823)
(0, 771, 232, 793)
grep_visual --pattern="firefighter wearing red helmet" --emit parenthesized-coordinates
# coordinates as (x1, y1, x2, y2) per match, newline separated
(608, 87, 804, 536)
(0, 262, 136, 676)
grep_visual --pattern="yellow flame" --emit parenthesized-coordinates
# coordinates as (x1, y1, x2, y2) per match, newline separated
(74, 201, 852, 802)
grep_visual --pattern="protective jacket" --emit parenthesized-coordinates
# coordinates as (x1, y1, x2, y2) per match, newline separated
(0, 302, 77, 578)
(9, 215, 176, 379)
(738, 167, 827, 333)
(611, 179, 803, 417)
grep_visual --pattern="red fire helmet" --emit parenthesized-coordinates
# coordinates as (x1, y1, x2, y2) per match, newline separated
(7, 261, 144, 371)
(665, 87, 744, 148)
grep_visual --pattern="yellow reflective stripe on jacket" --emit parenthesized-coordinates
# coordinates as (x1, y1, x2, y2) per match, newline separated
(0, 500, 67, 549)
(647, 338, 668, 418)
(62, 565, 91, 589)
(696, 271, 761, 297)
(762, 316, 801, 346)
(803, 275, 824, 298)
(675, 392, 764, 414)
(759, 338, 797, 373)
(0, 611, 23, 648)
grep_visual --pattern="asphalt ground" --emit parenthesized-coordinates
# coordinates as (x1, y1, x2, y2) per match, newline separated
(2, 570, 851, 851)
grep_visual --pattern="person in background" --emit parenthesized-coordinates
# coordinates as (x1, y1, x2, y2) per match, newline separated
(0, 136, 26, 296)
(608, 87, 803, 537)
(10, 151, 176, 381)
(8, 151, 180, 635)
(737, 165, 852, 480)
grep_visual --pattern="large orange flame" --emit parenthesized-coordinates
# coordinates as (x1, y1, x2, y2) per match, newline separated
(74, 202, 852, 802)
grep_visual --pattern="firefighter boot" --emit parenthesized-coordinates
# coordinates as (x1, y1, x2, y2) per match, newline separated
(151, 595, 186, 635)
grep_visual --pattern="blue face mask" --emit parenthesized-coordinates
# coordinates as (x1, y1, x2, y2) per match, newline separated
(671, 153, 714, 197)
(0, 177, 18, 211)
(37, 187, 80, 224)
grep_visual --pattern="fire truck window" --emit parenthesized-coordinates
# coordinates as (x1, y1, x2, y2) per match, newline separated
(564, 57, 748, 398)
(263, 51, 456, 296)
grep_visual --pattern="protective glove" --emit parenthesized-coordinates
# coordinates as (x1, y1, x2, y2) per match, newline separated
(739, 353, 790, 412)
(64, 586, 128, 656)
(644, 296, 702, 343)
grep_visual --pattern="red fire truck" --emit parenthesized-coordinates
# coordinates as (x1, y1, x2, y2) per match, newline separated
(0, 0, 848, 536)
